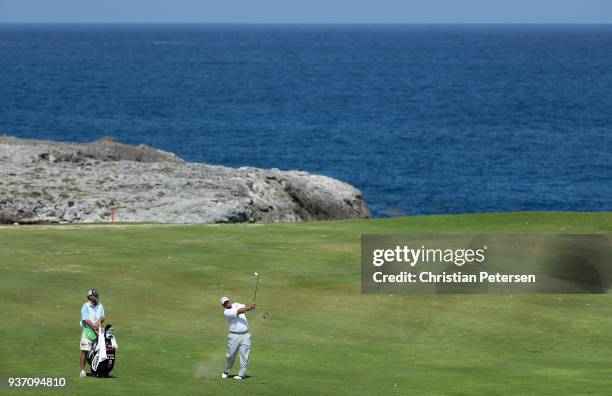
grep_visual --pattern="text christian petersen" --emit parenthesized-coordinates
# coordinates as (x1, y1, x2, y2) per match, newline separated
(371, 245, 536, 284)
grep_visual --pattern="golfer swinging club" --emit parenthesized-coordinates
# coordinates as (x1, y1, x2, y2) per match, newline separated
(220, 296, 255, 380)
(79, 289, 105, 378)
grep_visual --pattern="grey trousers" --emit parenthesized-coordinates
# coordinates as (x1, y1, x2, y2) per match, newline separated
(225, 332, 251, 377)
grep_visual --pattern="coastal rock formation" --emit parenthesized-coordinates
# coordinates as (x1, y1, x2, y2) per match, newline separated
(0, 136, 370, 224)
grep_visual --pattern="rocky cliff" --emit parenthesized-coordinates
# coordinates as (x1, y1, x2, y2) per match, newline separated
(0, 136, 370, 224)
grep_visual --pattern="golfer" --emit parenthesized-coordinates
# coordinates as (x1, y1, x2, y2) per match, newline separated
(220, 296, 255, 380)
(79, 289, 105, 378)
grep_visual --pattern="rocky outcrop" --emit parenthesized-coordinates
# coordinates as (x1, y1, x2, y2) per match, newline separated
(0, 136, 370, 224)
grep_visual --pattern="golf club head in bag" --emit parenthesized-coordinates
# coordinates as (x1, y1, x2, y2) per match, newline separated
(87, 324, 118, 377)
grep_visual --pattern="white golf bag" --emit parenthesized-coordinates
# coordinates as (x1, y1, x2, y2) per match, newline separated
(87, 324, 118, 377)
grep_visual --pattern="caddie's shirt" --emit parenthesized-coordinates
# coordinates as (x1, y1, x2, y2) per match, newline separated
(81, 301, 105, 328)
(224, 302, 249, 333)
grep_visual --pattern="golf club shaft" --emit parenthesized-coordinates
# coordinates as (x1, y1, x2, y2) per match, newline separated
(253, 276, 259, 304)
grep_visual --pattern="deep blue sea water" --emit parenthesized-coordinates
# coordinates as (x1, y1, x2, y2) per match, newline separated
(1, 24, 611, 216)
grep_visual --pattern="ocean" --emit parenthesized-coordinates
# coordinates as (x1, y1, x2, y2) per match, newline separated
(1, 24, 610, 216)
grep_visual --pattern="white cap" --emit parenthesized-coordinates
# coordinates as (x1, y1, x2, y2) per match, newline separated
(220, 296, 229, 305)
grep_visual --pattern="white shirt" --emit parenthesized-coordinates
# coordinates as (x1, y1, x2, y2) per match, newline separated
(224, 302, 249, 333)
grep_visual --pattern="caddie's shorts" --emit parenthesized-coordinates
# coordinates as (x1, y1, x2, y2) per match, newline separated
(80, 335, 95, 351)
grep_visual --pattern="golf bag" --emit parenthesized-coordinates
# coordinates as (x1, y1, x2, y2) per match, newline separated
(87, 324, 118, 377)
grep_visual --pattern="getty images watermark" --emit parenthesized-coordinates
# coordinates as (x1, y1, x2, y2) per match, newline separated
(361, 235, 612, 294)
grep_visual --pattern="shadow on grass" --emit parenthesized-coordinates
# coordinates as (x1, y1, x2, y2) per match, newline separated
(86, 373, 117, 379)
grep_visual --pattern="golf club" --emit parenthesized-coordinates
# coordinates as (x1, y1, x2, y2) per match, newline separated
(253, 272, 259, 306)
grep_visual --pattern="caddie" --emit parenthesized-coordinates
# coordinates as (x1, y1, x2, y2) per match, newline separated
(79, 289, 105, 378)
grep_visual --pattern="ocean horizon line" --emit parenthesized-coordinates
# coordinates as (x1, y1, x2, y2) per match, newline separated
(1, 21, 611, 26)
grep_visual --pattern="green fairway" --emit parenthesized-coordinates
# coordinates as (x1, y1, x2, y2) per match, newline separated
(1, 212, 612, 395)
